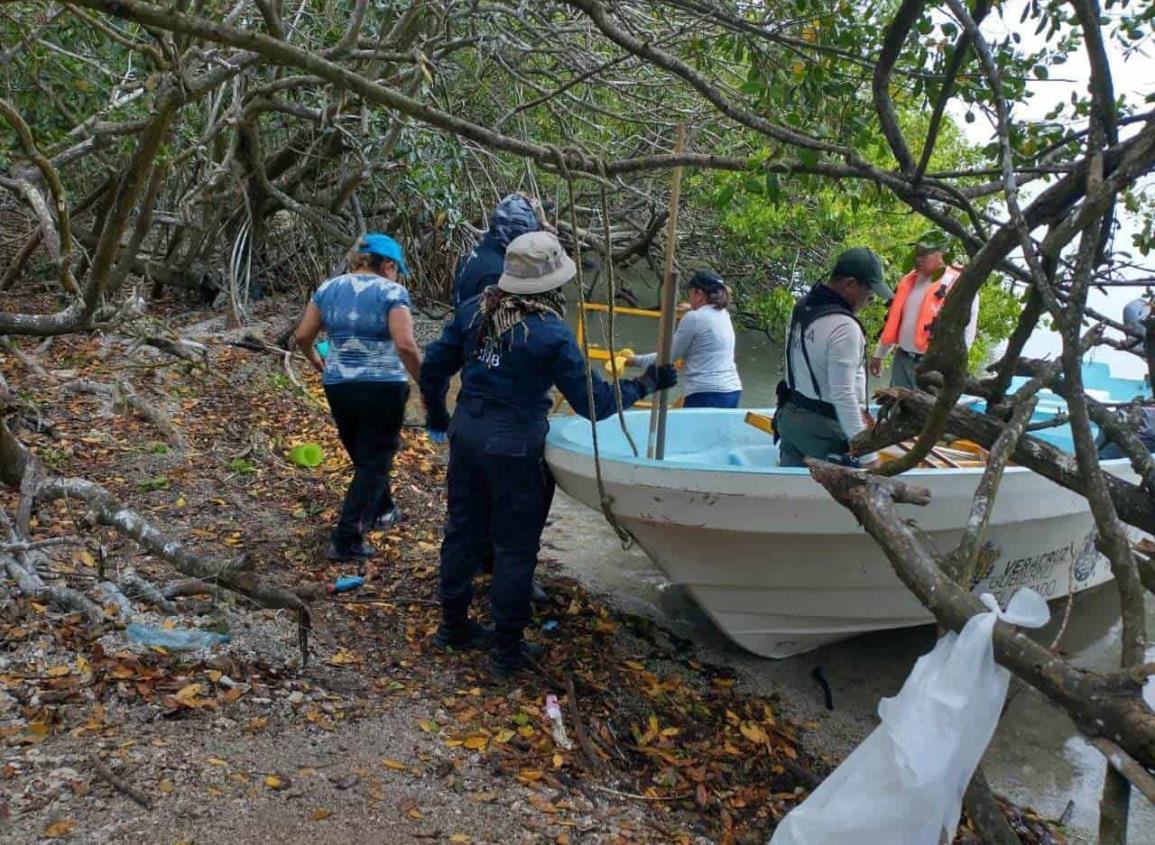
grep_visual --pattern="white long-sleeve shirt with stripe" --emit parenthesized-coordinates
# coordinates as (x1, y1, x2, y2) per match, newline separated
(785, 311, 875, 461)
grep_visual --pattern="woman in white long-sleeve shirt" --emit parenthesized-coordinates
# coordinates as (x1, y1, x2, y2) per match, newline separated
(627, 270, 743, 408)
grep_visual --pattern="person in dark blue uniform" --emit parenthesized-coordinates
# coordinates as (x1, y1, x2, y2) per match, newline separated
(452, 194, 540, 309)
(450, 193, 546, 597)
(420, 231, 676, 677)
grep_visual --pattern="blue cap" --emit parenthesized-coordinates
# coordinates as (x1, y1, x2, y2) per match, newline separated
(359, 233, 409, 277)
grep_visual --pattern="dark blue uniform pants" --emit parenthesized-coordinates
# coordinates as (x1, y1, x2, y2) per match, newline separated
(683, 390, 742, 408)
(439, 400, 554, 651)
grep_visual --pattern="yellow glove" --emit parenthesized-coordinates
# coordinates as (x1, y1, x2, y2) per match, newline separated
(603, 348, 635, 376)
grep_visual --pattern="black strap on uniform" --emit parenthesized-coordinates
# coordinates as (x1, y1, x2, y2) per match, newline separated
(786, 299, 866, 399)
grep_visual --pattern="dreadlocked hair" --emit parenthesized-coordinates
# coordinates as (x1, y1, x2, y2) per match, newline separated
(475, 285, 567, 346)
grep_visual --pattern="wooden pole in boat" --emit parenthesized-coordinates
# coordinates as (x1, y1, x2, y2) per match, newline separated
(648, 123, 686, 460)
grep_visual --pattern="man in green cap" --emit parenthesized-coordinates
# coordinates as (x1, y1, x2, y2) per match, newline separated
(870, 230, 976, 389)
(775, 247, 893, 468)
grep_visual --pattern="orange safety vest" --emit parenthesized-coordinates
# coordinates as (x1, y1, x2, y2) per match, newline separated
(879, 266, 962, 354)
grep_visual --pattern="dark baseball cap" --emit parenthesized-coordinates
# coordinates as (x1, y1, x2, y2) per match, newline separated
(687, 269, 725, 292)
(831, 247, 892, 302)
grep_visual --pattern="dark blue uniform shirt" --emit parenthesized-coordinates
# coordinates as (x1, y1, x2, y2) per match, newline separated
(452, 237, 506, 308)
(452, 196, 540, 307)
(420, 294, 648, 431)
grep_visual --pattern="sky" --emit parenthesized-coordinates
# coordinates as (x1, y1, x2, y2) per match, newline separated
(945, 0, 1154, 377)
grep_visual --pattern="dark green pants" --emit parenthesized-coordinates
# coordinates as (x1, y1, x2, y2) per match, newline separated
(776, 403, 849, 467)
(890, 348, 920, 389)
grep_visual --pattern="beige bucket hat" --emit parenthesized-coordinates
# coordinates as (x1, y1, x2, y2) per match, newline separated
(497, 231, 577, 295)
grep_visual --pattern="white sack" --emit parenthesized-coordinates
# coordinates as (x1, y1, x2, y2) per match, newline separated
(770, 588, 1049, 845)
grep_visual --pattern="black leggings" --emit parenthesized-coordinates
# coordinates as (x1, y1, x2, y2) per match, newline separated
(323, 381, 409, 551)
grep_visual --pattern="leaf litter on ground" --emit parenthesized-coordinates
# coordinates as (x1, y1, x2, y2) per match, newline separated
(0, 305, 1066, 845)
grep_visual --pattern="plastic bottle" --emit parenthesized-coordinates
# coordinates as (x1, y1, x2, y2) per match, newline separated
(544, 694, 573, 750)
(125, 622, 231, 651)
(329, 575, 364, 594)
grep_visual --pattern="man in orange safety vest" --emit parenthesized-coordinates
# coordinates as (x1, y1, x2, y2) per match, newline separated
(869, 230, 977, 389)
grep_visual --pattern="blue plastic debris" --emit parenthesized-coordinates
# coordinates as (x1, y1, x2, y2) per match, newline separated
(330, 575, 365, 594)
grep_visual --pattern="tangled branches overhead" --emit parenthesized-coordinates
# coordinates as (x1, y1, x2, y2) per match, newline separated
(1, 0, 1155, 840)
(0, 0, 1146, 325)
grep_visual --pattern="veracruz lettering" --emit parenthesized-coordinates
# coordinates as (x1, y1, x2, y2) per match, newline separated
(985, 541, 1077, 593)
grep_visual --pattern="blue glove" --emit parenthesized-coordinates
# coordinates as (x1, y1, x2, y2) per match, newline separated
(427, 429, 448, 445)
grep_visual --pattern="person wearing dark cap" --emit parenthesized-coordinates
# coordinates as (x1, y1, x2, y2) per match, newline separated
(775, 247, 893, 468)
(626, 270, 743, 408)
(294, 233, 422, 561)
(420, 231, 676, 678)
(452, 194, 541, 309)
(870, 230, 976, 389)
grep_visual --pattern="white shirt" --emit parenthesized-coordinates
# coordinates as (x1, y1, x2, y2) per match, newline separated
(786, 309, 873, 458)
(636, 306, 742, 395)
(874, 274, 979, 358)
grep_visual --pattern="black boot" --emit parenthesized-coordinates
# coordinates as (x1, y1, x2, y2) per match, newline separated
(433, 618, 494, 651)
(487, 632, 545, 679)
(325, 540, 375, 562)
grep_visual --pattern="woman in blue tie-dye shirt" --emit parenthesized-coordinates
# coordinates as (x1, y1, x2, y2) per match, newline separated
(294, 234, 422, 562)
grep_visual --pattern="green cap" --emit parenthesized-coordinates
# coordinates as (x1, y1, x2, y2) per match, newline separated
(912, 229, 950, 253)
(831, 247, 892, 302)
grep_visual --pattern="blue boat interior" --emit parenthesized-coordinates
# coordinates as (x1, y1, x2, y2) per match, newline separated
(547, 360, 1149, 472)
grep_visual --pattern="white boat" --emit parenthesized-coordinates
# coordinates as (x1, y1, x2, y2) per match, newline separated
(545, 366, 1147, 658)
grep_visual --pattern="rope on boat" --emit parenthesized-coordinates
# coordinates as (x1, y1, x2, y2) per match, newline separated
(555, 147, 634, 549)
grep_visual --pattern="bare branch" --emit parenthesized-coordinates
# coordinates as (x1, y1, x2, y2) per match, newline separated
(871, 0, 922, 174)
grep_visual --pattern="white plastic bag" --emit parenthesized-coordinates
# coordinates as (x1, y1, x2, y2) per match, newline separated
(769, 588, 1049, 845)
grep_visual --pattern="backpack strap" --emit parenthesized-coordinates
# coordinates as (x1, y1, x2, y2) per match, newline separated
(788, 301, 865, 400)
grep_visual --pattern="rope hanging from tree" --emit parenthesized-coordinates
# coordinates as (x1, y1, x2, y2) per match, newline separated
(553, 146, 634, 549)
(597, 163, 640, 458)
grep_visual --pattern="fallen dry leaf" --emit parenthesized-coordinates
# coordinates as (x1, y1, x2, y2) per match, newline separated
(311, 809, 332, 821)
(739, 722, 769, 744)
(264, 774, 289, 790)
(174, 683, 204, 707)
(44, 818, 75, 838)
(328, 649, 360, 666)
(381, 758, 407, 771)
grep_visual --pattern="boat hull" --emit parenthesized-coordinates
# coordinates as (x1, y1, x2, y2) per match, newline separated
(545, 409, 1129, 658)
